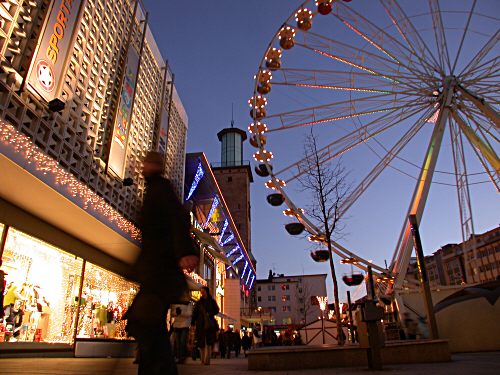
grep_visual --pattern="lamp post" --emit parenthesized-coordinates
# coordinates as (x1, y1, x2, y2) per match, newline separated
(316, 296, 328, 344)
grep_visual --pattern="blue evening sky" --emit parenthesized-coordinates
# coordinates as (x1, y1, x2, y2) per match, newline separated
(142, 0, 499, 301)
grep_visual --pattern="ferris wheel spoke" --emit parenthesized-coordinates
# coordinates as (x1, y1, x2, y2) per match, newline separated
(448, 117, 477, 248)
(458, 29, 500, 78)
(332, 3, 436, 82)
(273, 68, 411, 94)
(458, 85, 500, 128)
(451, 110, 500, 187)
(332, 3, 432, 79)
(338, 106, 437, 217)
(265, 93, 423, 132)
(277, 104, 430, 183)
(428, 0, 453, 74)
(451, 0, 477, 74)
(462, 63, 500, 88)
(379, 0, 443, 76)
(460, 105, 500, 140)
(296, 32, 433, 91)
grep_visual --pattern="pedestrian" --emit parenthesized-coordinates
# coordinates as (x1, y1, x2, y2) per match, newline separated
(218, 328, 227, 359)
(191, 287, 220, 365)
(242, 331, 252, 357)
(403, 313, 420, 340)
(124, 151, 199, 375)
(233, 329, 242, 357)
(224, 326, 234, 358)
(172, 304, 192, 364)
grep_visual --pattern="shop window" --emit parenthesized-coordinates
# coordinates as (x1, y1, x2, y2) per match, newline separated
(1, 228, 84, 344)
(77, 263, 138, 340)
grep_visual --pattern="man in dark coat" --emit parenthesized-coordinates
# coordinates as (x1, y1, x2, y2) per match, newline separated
(125, 151, 199, 375)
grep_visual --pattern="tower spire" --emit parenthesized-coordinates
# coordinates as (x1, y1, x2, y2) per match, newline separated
(231, 103, 234, 128)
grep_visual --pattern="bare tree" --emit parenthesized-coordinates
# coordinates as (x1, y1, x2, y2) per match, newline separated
(299, 131, 350, 345)
(294, 280, 315, 343)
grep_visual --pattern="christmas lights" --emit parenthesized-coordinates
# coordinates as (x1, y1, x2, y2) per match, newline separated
(186, 161, 205, 201)
(222, 232, 235, 246)
(241, 261, 249, 280)
(218, 219, 229, 244)
(225, 244, 240, 258)
(204, 196, 220, 227)
(0, 121, 141, 241)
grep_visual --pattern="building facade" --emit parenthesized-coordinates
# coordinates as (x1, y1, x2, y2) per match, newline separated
(0, 0, 187, 350)
(185, 152, 256, 329)
(407, 226, 500, 287)
(256, 272, 327, 328)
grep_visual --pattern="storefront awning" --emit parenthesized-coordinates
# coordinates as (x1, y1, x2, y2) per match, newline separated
(192, 227, 231, 266)
(216, 312, 237, 323)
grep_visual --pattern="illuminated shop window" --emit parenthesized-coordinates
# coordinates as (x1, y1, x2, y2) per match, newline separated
(77, 263, 138, 340)
(1, 228, 84, 344)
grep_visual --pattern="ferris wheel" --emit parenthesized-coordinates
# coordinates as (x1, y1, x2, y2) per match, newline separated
(249, 0, 499, 290)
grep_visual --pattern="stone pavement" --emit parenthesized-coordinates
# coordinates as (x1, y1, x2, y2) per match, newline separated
(0, 352, 498, 374)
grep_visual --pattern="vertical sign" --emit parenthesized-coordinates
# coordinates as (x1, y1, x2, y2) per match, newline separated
(158, 106, 169, 155)
(108, 47, 141, 178)
(27, 0, 85, 102)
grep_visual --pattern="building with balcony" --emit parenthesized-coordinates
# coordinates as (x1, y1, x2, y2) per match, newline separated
(255, 272, 327, 329)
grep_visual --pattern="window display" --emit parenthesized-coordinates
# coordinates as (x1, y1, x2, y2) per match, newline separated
(76, 263, 138, 340)
(0, 228, 83, 343)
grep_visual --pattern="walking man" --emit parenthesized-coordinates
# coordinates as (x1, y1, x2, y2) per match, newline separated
(125, 151, 199, 375)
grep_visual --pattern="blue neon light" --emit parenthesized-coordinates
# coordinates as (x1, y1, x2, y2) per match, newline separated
(241, 261, 249, 280)
(249, 274, 256, 289)
(204, 196, 220, 227)
(245, 270, 252, 285)
(232, 254, 244, 265)
(186, 162, 204, 201)
(226, 245, 240, 258)
(222, 232, 234, 246)
(219, 219, 229, 244)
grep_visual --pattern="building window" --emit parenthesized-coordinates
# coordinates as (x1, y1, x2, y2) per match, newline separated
(268, 296, 276, 302)
(282, 295, 290, 302)
(282, 306, 291, 312)
(268, 285, 275, 291)
(227, 176, 232, 182)
(282, 317, 292, 325)
(281, 284, 289, 291)
(270, 307, 276, 313)
(258, 296, 261, 302)
(257, 286, 261, 291)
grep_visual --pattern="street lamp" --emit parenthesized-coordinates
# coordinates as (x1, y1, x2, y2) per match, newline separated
(316, 296, 328, 344)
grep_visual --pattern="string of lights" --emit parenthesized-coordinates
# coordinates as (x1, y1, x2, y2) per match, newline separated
(0, 121, 141, 241)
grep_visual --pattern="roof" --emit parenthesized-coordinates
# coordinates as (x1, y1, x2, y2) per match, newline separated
(256, 274, 328, 283)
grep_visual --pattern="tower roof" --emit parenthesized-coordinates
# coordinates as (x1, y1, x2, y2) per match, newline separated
(217, 127, 247, 142)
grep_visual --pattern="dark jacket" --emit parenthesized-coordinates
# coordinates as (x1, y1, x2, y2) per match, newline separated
(125, 174, 197, 337)
(132, 174, 196, 298)
(191, 296, 220, 347)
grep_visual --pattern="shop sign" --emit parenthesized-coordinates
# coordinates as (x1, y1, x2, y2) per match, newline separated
(158, 104, 169, 154)
(27, 0, 85, 102)
(108, 46, 141, 178)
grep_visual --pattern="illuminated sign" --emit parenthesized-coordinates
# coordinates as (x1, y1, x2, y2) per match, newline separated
(27, 0, 85, 102)
(108, 47, 141, 178)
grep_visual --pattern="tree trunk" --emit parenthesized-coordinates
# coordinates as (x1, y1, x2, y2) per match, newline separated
(327, 239, 344, 346)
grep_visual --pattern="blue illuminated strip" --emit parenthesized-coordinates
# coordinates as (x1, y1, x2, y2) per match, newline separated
(241, 261, 249, 280)
(245, 270, 252, 285)
(219, 219, 229, 244)
(249, 274, 256, 289)
(222, 232, 234, 246)
(226, 244, 240, 258)
(204, 196, 220, 227)
(232, 254, 244, 265)
(186, 162, 204, 201)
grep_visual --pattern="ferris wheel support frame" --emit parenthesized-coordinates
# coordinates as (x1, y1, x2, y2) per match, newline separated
(392, 76, 456, 290)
